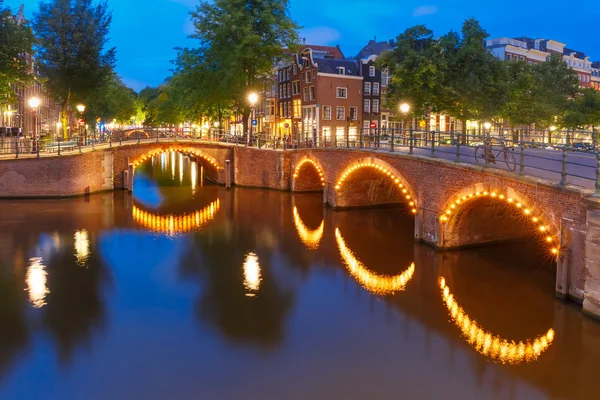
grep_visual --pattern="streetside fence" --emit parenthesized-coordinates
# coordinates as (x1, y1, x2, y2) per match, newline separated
(1, 127, 599, 195)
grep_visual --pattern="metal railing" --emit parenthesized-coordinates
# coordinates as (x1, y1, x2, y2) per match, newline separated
(2, 127, 599, 195)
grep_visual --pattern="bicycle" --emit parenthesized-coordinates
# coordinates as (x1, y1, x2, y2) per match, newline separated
(474, 137, 516, 171)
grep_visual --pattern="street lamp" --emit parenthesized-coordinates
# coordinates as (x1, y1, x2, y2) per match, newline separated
(76, 104, 85, 144)
(400, 103, 410, 139)
(248, 92, 258, 145)
(29, 96, 40, 138)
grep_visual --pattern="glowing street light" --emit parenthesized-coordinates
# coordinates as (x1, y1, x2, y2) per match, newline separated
(248, 92, 259, 145)
(400, 103, 410, 115)
(76, 104, 85, 113)
(484, 122, 492, 130)
(28, 97, 40, 109)
(248, 92, 259, 106)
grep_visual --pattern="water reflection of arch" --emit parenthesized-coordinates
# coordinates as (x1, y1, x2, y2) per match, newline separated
(292, 206, 324, 250)
(132, 199, 221, 235)
(335, 228, 415, 295)
(439, 277, 554, 364)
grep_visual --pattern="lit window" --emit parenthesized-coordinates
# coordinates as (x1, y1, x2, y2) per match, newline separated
(293, 99, 301, 118)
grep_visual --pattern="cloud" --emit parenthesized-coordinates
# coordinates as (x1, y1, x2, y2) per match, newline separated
(299, 26, 342, 45)
(413, 5, 439, 17)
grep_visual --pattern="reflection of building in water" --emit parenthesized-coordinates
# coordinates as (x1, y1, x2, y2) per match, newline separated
(292, 207, 324, 250)
(335, 228, 415, 295)
(74, 230, 90, 266)
(243, 252, 262, 297)
(132, 199, 220, 236)
(26, 257, 50, 308)
(439, 277, 554, 365)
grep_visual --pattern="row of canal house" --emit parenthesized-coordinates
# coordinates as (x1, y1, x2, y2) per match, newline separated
(264, 41, 458, 145)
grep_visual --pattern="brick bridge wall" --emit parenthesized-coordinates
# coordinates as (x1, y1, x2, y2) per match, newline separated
(2, 143, 600, 318)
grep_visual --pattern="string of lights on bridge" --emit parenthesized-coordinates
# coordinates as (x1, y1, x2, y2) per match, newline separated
(334, 162, 417, 214)
(439, 277, 555, 365)
(293, 159, 326, 187)
(131, 147, 222, 170)
(440, 190, 560, 256)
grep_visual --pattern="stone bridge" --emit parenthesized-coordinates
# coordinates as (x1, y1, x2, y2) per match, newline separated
(0, 140, 599, 319)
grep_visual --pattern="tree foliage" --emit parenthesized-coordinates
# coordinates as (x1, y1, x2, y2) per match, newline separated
(85, 74, 138, 124)
(0, 1, 35, 109)
(33, 0, 116, 137)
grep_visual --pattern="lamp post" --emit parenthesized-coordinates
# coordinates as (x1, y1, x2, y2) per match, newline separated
(400, 103, 410, 146)
(29, 97, 40, 156)
(248, 92, 258, 146)
(77, 104, 85, 145)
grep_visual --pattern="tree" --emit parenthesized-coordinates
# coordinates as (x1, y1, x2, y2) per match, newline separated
(377, 25, 445, 125)
(33, 0, 116, 138)
(85, 75, 138, 124)
(189, 0, 299, 132)
(562, 89, 600, 131)
(0, 2, 34, 110)
(440, 18, 507, 132)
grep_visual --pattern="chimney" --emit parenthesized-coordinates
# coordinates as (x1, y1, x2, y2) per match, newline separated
(303, 37, 306, 45)
(374, 35, 377, 42)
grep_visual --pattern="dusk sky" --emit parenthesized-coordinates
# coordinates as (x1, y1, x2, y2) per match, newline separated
(7, 0, 600, 92)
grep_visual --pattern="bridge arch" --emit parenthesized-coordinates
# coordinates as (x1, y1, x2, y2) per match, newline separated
(125, 129, 150, 138)
(130, 146, 223, 170)
(292, 158, 326, 192)
(439, 184, 560, 256)
(332, 157, 417, 213)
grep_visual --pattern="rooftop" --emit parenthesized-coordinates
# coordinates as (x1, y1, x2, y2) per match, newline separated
(356, 39, 396, 59)
(316, 59, 361, 76)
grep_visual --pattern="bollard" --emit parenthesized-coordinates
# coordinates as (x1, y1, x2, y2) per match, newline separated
(58, 139, 61, 156)
(359, 129, 363, 149)
(346, 131, 349, 148)
(559, 146, 567, 186)
(15, 139, 19, 159)
(409, 127, 414, 155)
(519, 143, 525, 175)
(225, 160, 232, 188)
(391, 129, 395, 152)
(137, 131, 140, 144)
(431, 131, 436, 158)
(109, 135, 112, 148)
(594, 151, 600, 198)
(36, 139, 40, 158)
(455, 132, 461, 163)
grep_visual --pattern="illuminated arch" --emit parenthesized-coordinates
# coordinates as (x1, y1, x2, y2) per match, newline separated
(131, 147, 223, 171)
(292, 158, 326, 188)
(439, 277, 555, 364)
(334, 158, 417, 214)
(439, 185, 560, 256)
(292, 206, 324, 250)
(125, 129, 150, 138)
(132, 199, 220, 236)
(335, 228, 415, 295)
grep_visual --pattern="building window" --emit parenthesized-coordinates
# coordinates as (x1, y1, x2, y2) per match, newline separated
(292, 81, 300, 95)
(293, 64, 297, 75)
(293, 99, 301, 118)
(322, 126, 331, 141)
(373, 83, 380, 96)
(336, 87, 347, 99)
(336, 106, 345, 120)
(267, 100, 275, 116)
(364, 82, 371, 95)
(382, 69, 390, 86)
(306, 71, 311, 83)
(337, 67, 345, 75)
(309, 86, 315, 101)
(506, 54, 512, 61)
(349, 107, 357, 120)
(373, 99, 379, 113)
(336, 126, 345, 140)
(286, 83, 291, 98)
(369, 66, 376, 77)
(312, 69, 317, 79)
(323, 106, 331, 120)
(303, 87, 309, 101)
(279, 103, 283, 117)
(364, 99, 371, 113)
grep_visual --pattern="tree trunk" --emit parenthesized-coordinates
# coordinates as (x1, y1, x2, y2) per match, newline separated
(61, 89, 71, 140)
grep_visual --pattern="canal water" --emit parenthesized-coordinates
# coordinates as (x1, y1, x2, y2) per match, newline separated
(0, 151, 598, 400)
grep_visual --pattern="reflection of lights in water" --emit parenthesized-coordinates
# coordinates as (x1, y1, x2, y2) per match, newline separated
(132, 199, 220, 236)
(171, 151, 175, 179)
(74, 229, 90, 265)
(439, 277, 554, 365)
(243, 252, 261, 296)
(335, 228, 415, 295)
(26, 257, 50, 308)
(179, 153, 184, 183)
(191, 162, 197, 192)
(292, 206, 324, 250)
(200, 166, 204, 188)
(161, 153, 167, 171)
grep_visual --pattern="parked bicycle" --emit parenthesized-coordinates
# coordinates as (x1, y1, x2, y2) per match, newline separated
(474, 137, 516, 171)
